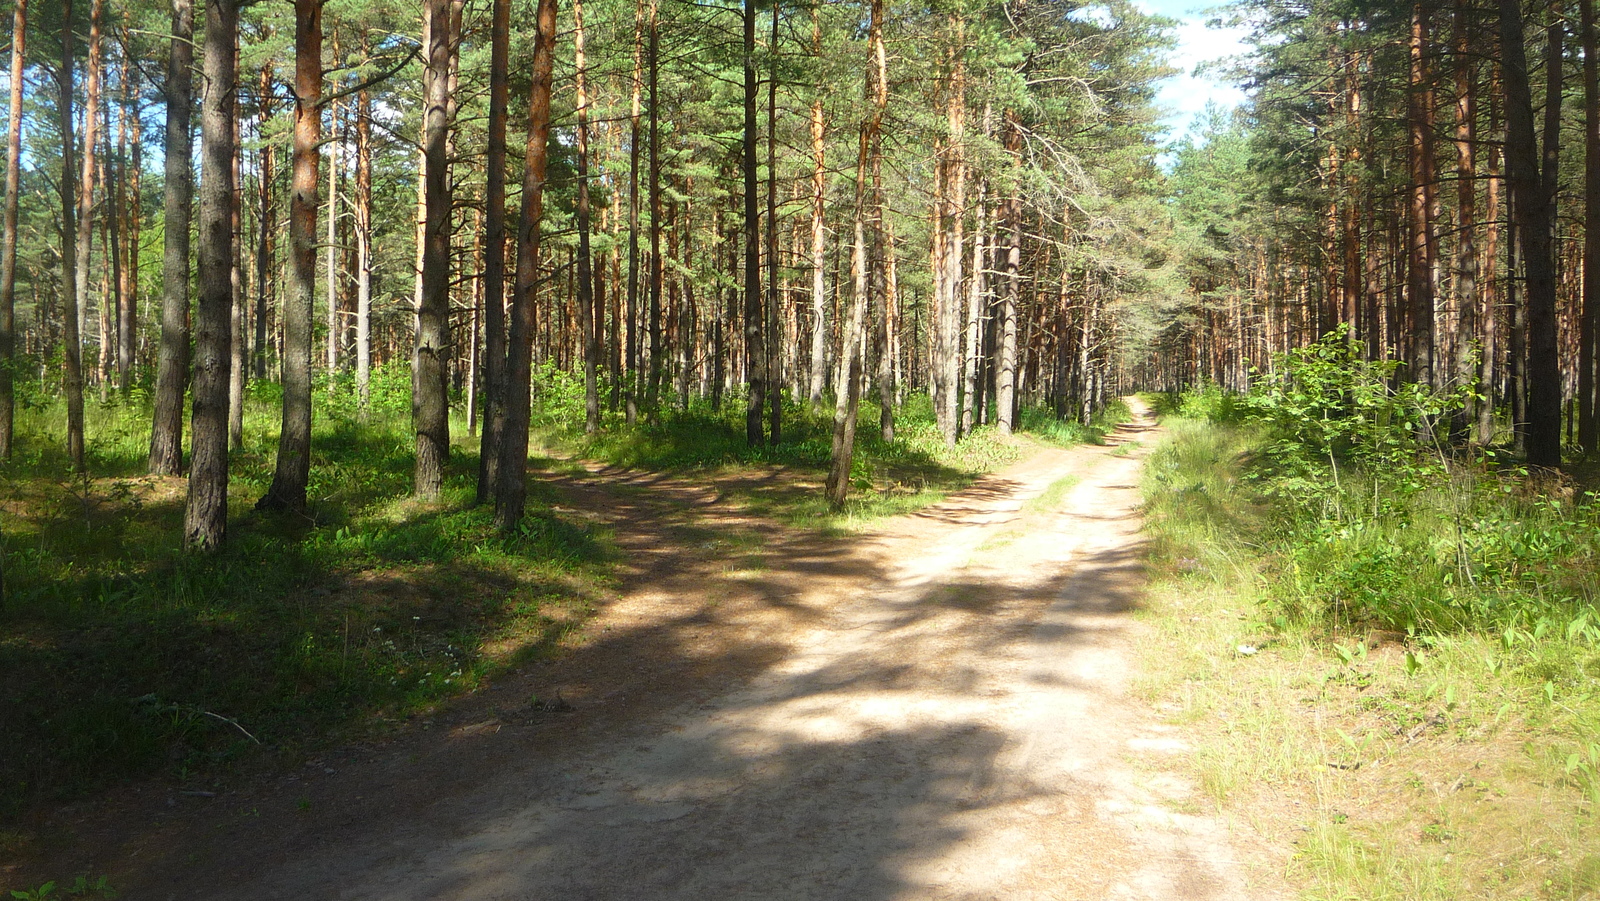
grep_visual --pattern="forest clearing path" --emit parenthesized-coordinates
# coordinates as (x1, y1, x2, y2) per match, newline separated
(101, 399, 1284, 900)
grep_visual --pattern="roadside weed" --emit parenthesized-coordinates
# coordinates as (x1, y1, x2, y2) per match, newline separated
(1138, 392, 1600, 900)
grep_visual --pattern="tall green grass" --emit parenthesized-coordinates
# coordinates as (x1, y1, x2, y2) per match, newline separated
(0, 368, 607, 822)
(1140, 390, 1600, 900)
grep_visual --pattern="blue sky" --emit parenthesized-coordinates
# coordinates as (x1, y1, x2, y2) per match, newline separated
(1132, 0, 1252, 140)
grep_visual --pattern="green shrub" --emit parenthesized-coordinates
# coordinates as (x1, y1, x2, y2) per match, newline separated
(1147, 362, 1598, 634)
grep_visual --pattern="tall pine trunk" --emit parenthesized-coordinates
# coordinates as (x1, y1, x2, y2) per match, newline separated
(1408, 1, 1438, 388)
(57, 0, 85, 473)
(1532, 0, 1565, 464)
(1582, 0, 1599, 453)
(647, 0, 664, 412)
(493, 0, 558, 531)
(325, 88, 341, 373)
(1453, 0, 1480, 441)
(414, 0, 455, 499)
(355, 76, 374, 409)
(768, 1, 784, 442)
(825, 0, 884, 509)
(476, 0, 510, 503)
(806, 4, 827, 409)
(150, 0, 193, 475)
(253, 61, 272, 381)
(1500, 0, 1563, 466)
(1480, 71, 1503, 445)
(743, 0, 766, 445)
(228, 68, 246, 450)
(259, 0, 322, 513)
(0, 0, 25, 459)
(185, 0, 237, 550)
(935, 21, 966, 446)
(575, 0, 600, 433)
(997, 113, 1022, 434)
(625, 0, 644, 424)
(75, 0, 102, 410)
(117, 24, 140, 394)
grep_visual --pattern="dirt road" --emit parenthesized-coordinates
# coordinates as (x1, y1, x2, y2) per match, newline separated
(90, 402, 1283, 899)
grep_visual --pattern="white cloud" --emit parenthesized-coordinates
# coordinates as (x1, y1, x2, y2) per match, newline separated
(1132, 1, 1253, 140)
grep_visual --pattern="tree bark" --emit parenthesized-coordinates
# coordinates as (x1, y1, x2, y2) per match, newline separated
(1500, 0, 1563, 466)
(57, 0, 86, 473)
(647, 0, 664, 412)
(1408, 1, 1438, 388)
(1533, 0, 1565, 463)
(259, 0, 322, 513)
(873, 184, 895, 442)
(113, 28, 133, 393)
(254, 61, 272, 382)
(1453, 0, 1480, 442)
(825, 0, 884, 509)
(74, 0, 102, 414)
(476, 0, 510, 503)
(0, 0, 26, 459)
(625, 0, 644, 424)
(150, 0, 194, 475)
(354, 73, 374, 409)
(575, 0, 600, 433)
(325, 87, 341, 374)
(493, 0, 558, 531)
(885, 218, 902, 406)
(744, 0, 766, 445)
(936, 21, 966, 446)
(962, 120, 987, 435)
(1480, 81, 1503, 445)
(806, 4, 827, 409)
(767, 0, 783, 443)
(1582, 0, 1599, 453)
(414, 0, 455, 499)
(997, 113, 1022, 435)
(185, 0, 237, 550)
(228, 51, 246, 450)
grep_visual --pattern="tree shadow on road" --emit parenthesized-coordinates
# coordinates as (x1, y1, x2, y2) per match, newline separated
(88, 452, 1154, 901)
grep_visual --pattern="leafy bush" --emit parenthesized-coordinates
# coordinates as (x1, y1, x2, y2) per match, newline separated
(1149, 363, 1598, 634)
(1241, 327, 1470, 476)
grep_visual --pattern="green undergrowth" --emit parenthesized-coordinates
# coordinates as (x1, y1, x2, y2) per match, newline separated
(1138, 369, 1600, 899)
(528, 363, 1122, 531)
(0, 368, 610, 836)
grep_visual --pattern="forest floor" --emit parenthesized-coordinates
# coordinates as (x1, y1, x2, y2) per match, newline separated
(18, 399, 1289, 900)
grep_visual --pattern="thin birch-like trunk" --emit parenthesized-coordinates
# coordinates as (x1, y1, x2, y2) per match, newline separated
(58, 0, 86, 473)
(1582, 0, 1599, 453)
(355, 76, 374, 408)
(0, 0, 26, 458)
(743, 0, 765, 445)
(575, 0, 600, 433)
(807, 5, 827, 409)
(75, 0, 103, 409)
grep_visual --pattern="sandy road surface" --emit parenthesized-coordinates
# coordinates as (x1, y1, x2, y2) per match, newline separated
(81, 402, 1283, 900)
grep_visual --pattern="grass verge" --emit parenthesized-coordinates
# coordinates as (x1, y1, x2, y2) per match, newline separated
(0, 380, 610, 841)
(1137, 411, 1600, 900)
